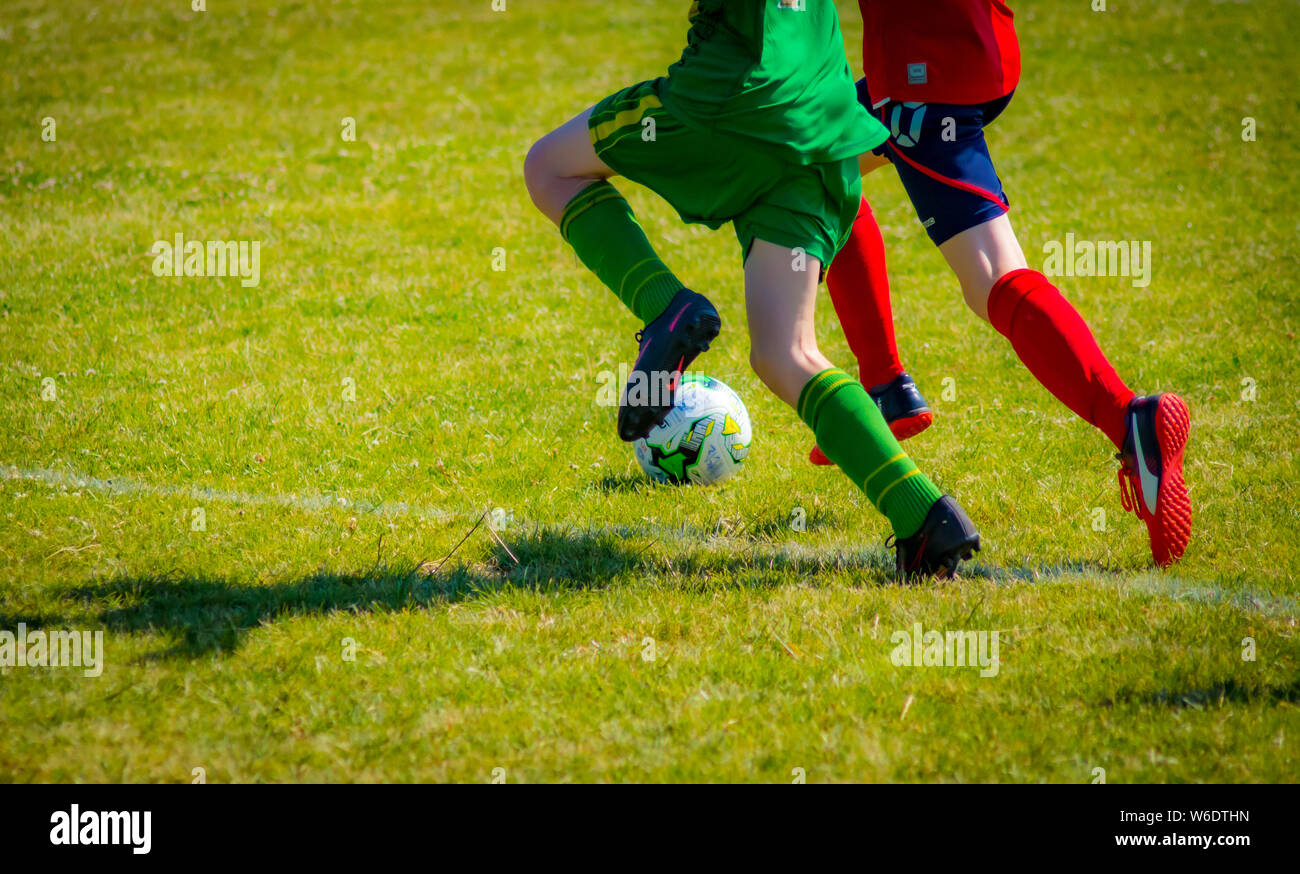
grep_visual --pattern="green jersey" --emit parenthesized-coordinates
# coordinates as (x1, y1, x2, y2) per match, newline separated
(659, 0, 887, 165)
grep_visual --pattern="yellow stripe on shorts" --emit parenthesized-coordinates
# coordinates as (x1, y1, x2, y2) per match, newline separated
(591, 95, 662, 148)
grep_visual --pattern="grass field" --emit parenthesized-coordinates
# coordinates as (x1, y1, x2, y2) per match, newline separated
(1, 0, 1298, 783)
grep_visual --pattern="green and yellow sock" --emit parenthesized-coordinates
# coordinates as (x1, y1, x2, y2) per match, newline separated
(560, 180, 684, 325)
(798, 368, 942, 538)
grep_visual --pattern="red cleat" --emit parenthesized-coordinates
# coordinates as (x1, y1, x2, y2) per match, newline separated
(1116, 393, 1192, 567)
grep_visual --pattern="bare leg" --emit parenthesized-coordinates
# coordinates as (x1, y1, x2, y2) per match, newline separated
(743, 238, 974, 565)
(936, 213, 1029, 321)
(743, 240, 833, 407)
(523, 107, 616, 226)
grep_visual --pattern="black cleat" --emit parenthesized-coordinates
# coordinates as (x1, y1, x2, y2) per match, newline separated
(869, 373, 933, 441)
(810, 372, 932, 465)
(890, 495, 981, 580)
(617, 289, 721, 442)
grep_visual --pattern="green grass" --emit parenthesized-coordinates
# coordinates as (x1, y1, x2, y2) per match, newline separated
(1, 0, 1298, 782)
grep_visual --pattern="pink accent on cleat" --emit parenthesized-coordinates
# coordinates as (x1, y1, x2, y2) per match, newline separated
(667, 305, 689, 332)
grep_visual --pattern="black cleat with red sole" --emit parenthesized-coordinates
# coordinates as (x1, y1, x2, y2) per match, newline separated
(890, 495, 981, 580)
(810, 372, 932, 465)
(617, 289, 721, 442)
(870, 372, 933, 441)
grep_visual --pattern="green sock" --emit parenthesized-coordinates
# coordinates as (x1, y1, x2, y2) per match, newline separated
(798, 368, 942, 538)
(560, 180, 684, 325)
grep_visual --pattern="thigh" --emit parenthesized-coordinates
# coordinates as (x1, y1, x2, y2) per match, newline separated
(527, 105, 616, 224)
(532, 106, 612, 182)
(530, 105, 611, 179)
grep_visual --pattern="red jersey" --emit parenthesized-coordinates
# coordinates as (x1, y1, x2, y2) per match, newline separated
(858, 0, 1020, 106)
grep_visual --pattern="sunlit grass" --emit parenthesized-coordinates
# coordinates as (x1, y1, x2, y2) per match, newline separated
(0, 0, 1297, 782)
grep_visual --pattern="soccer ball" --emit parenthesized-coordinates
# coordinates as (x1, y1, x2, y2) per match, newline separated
(633, 374, 751, 485)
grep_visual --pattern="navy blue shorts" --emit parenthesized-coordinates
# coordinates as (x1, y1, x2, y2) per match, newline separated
(856, 78, 1013, 246)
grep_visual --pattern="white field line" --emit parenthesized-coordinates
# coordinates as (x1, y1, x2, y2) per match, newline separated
(2, 463, 457, 522)
(3, 463, 1296, 620)
(1, 461, 881, 563)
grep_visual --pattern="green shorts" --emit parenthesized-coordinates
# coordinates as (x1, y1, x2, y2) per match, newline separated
(588, 79, 862, 269)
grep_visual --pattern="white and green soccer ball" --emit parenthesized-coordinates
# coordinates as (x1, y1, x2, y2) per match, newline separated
(633, 374, 751, 485)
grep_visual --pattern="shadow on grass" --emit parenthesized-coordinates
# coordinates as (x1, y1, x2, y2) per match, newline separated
(3, 527, 891, 659)
(1103, 676, 1300, 710)
(962, 560, 1129, 583)
(4, 526, 1175, 661)
(591, 473, 657, 494)
(32, 528, 644, 659)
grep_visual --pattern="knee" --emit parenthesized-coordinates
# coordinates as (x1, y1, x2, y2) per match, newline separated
(960, 277, 993, 323)
(523, 137, 553, 206)
(749, 341, 804, 381)
(748, 346, 779, 389)
(749, 340, 821, 406)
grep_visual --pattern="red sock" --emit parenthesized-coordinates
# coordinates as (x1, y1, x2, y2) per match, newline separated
(987, 268, 1135, 449)
(825, 197, 904, 389)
